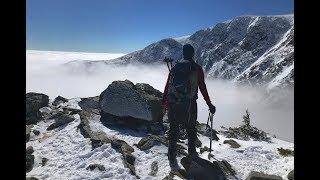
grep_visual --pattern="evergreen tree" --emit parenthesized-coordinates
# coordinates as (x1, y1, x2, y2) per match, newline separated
(242, 109, 250, 126)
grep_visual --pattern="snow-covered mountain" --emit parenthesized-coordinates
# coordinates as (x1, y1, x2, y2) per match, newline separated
(103, 14, 294, 90)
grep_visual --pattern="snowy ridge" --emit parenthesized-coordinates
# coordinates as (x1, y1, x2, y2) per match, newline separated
(98, 14, 294, 90)
(27, 99, 294, 180)
(236, 25, 294, 90)
(173, 35, 191, 44)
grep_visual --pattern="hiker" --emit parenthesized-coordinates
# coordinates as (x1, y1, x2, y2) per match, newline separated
(162, 44, 216, 169)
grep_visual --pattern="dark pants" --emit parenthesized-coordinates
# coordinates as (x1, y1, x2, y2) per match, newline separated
(168, 100, 197, 162)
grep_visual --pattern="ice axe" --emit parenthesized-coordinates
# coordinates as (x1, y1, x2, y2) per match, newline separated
(206, 111, 214, 160)
(163, 57, 174, 71)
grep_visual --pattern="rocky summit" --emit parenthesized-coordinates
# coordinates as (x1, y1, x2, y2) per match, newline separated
(26, 81, 294, 179)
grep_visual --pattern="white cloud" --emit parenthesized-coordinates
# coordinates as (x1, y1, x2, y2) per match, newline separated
(26, 50, 293, 142)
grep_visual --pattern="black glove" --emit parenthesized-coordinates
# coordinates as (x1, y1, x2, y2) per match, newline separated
(208, 103, 216, 115)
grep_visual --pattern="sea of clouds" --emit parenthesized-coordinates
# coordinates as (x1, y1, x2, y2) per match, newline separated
(26, 50, 294, 142)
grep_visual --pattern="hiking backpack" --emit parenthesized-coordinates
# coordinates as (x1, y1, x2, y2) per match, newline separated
(168, 60, 198, 104)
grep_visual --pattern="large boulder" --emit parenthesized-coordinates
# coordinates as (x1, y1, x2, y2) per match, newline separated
(99, 80, 163, 123)
(26, 93, 49, 125)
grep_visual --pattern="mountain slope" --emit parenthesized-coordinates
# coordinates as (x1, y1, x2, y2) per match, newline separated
(26, 96, 294, 180)
(106, 14, 294, 89)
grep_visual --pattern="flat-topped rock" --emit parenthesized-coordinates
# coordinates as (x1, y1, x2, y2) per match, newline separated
(99, 80, 163, 122)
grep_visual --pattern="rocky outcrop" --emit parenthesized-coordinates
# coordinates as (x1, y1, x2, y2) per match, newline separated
(134, 134, 187, 156)
(111, 139, 138, 177)
(78, 110, 138, 177)
(33, 129, 40, 136)
(99, 80, 163, 123)
(41, 157, 48, 166)
(26, 93, 49, 125)
(277, 147, 294, 157)
(62, 107, 82, 115)
(78, 96, 100, 110)
(149, 161, 159, 176)
(245, 171, 282, 180)
(135, 135, 166, 150)
(86, 164, 106, 171)
(287, 169, 294, 180)
(199, 146, 211, 154)
(26, 146, 34, 173)
(47, 112, 75, 130)
(26, 125, 31, 142)
(38, 107, 53, 120)
(223, 139, 241, 148)
(52, 96, 68, 106)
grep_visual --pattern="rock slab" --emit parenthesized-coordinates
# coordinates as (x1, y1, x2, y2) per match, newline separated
(99, 80, 163, 122)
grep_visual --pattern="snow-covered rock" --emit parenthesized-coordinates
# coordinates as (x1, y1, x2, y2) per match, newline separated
(26, 94, 294, 180)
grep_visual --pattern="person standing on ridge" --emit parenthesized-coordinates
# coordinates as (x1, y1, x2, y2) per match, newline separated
(162, 44, 216, 169)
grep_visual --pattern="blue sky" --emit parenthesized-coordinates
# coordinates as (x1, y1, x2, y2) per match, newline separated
(27, 0, 293, 53)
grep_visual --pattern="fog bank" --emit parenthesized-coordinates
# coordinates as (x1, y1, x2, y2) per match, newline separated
(26, 52, 293, 142)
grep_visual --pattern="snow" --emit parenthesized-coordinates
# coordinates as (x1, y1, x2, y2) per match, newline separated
(27, 100, 134, 180)
(234, 26, 293, 82)
(247, 17, 260, 30)
(27, 99, 293, 179)
(267, 63, 294, 89)
(173, 35, 191, 44)
(199, 135, 293, 179)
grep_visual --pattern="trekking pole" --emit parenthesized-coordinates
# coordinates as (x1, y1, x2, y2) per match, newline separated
(208, 112, 214, 160)
(206, 112, 210, 127)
